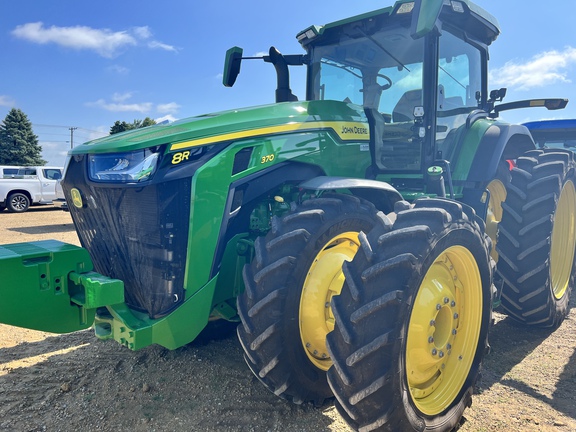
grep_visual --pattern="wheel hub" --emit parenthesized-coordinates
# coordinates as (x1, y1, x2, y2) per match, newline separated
(406, 246, 482, 415)
(300, 232, 360, 371)
(551, 180, 576, 300)
(486, 179, 507, 262)
(11, 196, 27, 211)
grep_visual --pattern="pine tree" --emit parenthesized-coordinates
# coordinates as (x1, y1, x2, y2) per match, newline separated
(0, 108, 46, 166)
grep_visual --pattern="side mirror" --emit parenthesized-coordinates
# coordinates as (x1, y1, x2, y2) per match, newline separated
(223, 46, 244, 87)
(410, 0, 444, 39)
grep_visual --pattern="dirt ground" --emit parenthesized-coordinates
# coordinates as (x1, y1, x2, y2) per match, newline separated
(1, 206, 575, 432)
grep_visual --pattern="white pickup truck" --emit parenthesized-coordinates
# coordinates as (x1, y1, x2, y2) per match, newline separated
(0, 166, 63, 212)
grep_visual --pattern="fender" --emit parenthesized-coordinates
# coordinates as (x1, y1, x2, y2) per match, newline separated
(211, 161, 325, 278)
(459, 122, 535, 218)
(299, 175, 403, 213)
(466, 123, 535, 183)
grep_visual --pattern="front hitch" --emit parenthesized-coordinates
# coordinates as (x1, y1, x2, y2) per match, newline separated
(0, 240, 124, 333)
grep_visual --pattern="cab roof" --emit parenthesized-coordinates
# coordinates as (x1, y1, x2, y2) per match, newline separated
(297, 0, 500, 47)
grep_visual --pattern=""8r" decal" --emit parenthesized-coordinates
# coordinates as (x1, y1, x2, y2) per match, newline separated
(172, 151, 190, 165)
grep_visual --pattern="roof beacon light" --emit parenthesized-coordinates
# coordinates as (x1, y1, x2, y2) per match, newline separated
(451, 1, 465, 13)
(397, 2, 415, 14)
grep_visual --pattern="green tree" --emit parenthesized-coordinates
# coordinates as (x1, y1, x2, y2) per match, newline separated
(109, 117, 156, 135)
(109, 120, 133, 135)
(0, 108, 46, 166)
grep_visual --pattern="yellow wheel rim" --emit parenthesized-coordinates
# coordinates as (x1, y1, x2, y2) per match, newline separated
(486, 179, 507, 262)
(406, 246, 483, 415)
(300, 231, 360, 371)
(550, 181, 576, 300)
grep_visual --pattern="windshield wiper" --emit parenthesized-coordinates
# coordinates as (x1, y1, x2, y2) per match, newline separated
(321, 59, 363, 79)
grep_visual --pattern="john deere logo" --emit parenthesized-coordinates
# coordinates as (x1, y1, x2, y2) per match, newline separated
(70, 188, 83, 208)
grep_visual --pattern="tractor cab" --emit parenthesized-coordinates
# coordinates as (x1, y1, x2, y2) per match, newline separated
(224, 0, 503, 202)
(298, 0, 499, 196)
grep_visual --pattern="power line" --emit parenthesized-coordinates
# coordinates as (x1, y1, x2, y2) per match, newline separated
(32, 123, 108, 136)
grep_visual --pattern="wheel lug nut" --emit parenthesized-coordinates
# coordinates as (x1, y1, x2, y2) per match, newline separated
(432, 349, 438, 356)
(451, 300, 456, 307)
(454, 313, 459, 319)
(452, 329, 457, 335)
(428, 336, 434, 343)
(446, 343, 452, 350)
(439, 351, 445, 358)
(430, 320, 436, 326)
(436, 304, 442, 311)
(444, 297, 449, 304)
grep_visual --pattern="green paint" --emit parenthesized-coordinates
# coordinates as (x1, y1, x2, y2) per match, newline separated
(94, 276, 217, 350)
(0, 240, 95, 333)
(1, 0, 515, 354)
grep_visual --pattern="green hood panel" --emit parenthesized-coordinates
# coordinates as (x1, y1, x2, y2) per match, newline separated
(72, 101, 367, 154)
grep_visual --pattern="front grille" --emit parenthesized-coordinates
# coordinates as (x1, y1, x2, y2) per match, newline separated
(64, 157, 191, 318)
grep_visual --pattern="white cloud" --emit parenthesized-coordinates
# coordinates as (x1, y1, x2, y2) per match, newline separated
(12, 22, 136, 58)
(87, 94, 180, 115)
(132, 26, 152, 39)
(490, 46, 576, 91)
(0, 95, 16, 107)
(111, 92, 134, 103)
(87, 98, 153, 113)
(157, 102, 181, 114)
(11, 22, 178, 58)
(148, 40, 178, 53)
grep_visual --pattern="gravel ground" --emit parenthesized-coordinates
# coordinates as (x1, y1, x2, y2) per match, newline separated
(0, 206, 575, 431)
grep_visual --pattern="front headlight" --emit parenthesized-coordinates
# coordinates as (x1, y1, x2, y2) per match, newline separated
(88, 147, 162, 183)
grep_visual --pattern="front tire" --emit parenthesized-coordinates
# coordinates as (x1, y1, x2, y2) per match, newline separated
(238, 193, 380, 405)
(497, 149, 576, 327)
(327, 198, 493, 431)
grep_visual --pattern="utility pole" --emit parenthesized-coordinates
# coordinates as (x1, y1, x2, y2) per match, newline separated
(69, 127, 78, 149)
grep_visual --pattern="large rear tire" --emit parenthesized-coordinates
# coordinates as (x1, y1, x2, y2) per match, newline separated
(497, 149, 576, 327)
(238, 193, 380, 405)
(327, 198, 493, 431)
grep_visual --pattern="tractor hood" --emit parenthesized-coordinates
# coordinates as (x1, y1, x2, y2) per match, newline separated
(71, 100, 366, 155)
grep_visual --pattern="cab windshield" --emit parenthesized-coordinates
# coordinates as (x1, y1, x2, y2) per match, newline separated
(309, 24, 424, 120)
(308, 22, 482, 173)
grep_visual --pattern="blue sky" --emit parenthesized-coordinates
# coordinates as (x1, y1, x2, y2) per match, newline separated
(1, 0, 575, 166)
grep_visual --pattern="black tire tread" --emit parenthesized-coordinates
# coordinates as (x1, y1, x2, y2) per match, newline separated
(326, 198, 493, 432)
(497, 149, 576, 327)
(238, 193, 380, 406)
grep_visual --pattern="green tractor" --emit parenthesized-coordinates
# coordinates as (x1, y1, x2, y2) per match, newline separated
(1, 0, 574, 430)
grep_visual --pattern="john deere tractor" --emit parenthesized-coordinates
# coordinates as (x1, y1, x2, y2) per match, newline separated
(1, 0, 573, 431)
